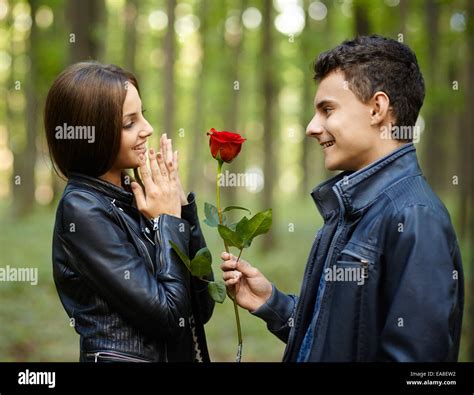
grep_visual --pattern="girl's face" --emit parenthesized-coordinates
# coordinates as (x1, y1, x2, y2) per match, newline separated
(113, 82, 153, 170)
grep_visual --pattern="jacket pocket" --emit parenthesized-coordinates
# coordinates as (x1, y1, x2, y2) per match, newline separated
(337, 249, 372, 283)
(324, 249, 373, 361)
(338, 248, 374, 362)
(85, 350, 153, 363)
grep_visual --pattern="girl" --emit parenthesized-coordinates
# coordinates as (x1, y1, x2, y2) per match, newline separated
(45, 61, 214, 362)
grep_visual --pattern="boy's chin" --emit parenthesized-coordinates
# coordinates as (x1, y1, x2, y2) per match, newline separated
(324, 159, 342, 172)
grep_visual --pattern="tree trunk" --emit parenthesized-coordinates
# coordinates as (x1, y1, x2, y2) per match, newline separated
(67, 0, 106, 63)
(123, 0, 138, 74)
(423, 0, 445, 193)
(223, 0, 246, 206)
(464, 0, 474, 363)
(163, 0, 176, 138)
(261, 0, 276, 249)
(188, 0, 209, 194)
(353, 0, 370, 36)
(11, 0, 40, 217)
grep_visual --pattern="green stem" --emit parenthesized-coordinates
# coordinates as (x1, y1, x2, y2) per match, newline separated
(216, 159, 243, 362)
(216, 160, 223, 225)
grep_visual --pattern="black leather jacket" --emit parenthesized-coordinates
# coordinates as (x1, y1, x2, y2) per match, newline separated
(52, 173, 215, 362)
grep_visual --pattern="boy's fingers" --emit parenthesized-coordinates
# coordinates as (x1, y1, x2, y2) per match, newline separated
(221, 252, 237, 261)
(225, 278, 240, 287)
(223, 271, 242, 281)
(220, 259, 236, 271)
(235, 259, 258, 277)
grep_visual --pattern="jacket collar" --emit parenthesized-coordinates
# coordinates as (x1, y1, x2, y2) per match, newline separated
(311, 143, 422, 220)
(68, 172, 135, 206)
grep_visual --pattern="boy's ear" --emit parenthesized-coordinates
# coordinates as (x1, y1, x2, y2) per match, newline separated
(369, 91, 393, 126)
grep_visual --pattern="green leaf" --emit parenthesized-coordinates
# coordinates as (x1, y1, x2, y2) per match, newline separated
(236, 209, 272, 248)
(203, 202, 220, 228)
(217, 224, 244, 249)
(222, 206, 252, 215)
(169, 241, 191, 271)
(235, 216, 250, 247)
(189, 247, 213, 277)
(235, 216, 249, 234)
(208, 281, 226, 303)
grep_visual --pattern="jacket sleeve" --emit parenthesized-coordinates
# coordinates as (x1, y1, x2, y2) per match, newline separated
(180, 192, 215, 325)
(251, 285, 298, 343)
(59, 190, 192, 340)
(376, 204, 463, 362)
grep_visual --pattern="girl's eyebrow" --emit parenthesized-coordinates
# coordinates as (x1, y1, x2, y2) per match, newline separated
(123, 112, 137, 118)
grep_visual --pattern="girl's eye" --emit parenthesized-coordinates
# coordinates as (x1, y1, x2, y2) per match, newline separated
(123, 122, 134, 129)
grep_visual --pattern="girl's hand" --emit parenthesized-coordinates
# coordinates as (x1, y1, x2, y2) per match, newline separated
(160, 133, 188, 206)
(131, 148, 181, 219)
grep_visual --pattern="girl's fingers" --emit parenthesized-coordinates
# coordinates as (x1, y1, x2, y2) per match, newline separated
(148, 148, 162, 183)
(131, 181, 146, 211)
(138, 154, 153, 191)
(173, 150, 179, 171)
(166, 139, 173, 170)
(156, 151, 169, 180)
(160, 134, 167, 163)
(164, 140, 177, 182)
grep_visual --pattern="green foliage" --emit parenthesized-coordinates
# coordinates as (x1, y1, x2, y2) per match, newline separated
(207, 281, 226, 304)
(217, 209, 273, 249)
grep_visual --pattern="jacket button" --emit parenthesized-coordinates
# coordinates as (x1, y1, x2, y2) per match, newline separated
(145, 227, 150, 234)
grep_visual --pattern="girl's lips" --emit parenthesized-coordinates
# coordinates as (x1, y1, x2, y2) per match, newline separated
(132, 144, 147, 153)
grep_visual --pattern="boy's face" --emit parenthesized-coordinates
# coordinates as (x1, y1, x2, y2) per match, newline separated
(306, 70, 389, 171)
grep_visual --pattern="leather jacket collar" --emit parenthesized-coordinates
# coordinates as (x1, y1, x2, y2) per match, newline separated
(311, 143, 422, 220)
(68, 172, 135, 206)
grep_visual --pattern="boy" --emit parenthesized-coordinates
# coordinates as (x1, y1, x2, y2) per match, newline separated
(220, 35, 464, 362)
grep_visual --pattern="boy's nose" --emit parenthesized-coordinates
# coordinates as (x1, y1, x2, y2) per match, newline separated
(306, 116, 324, 138)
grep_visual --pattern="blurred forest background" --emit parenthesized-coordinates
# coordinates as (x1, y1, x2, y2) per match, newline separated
(0, 0, 472, 362)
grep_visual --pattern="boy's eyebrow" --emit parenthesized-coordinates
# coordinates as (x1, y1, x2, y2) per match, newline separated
(315, 99, 337, 110)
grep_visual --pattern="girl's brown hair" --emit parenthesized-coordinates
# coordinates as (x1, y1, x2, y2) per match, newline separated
(44, 61, 140, 182)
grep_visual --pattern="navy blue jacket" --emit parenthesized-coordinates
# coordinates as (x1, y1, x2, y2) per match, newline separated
(252, 143, 464, 362)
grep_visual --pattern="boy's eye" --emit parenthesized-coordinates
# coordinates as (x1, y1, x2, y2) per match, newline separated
(324, 107, 333, 114)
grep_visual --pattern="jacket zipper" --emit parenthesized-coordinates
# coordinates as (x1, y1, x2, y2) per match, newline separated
(294, 184, 346, 360)
(156, 216, 164, 272)
(339, 249, 370, 278)
(339, 250, 370, 361)
(136, 236, 155, 276)
(86, 350, 152, 362)
(110, 198, 155, 275)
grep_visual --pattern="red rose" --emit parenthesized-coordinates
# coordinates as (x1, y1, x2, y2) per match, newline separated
(207, 128, 246, 163)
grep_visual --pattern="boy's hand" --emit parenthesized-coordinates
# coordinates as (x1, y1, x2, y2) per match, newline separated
(220, 252, 272, 312)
